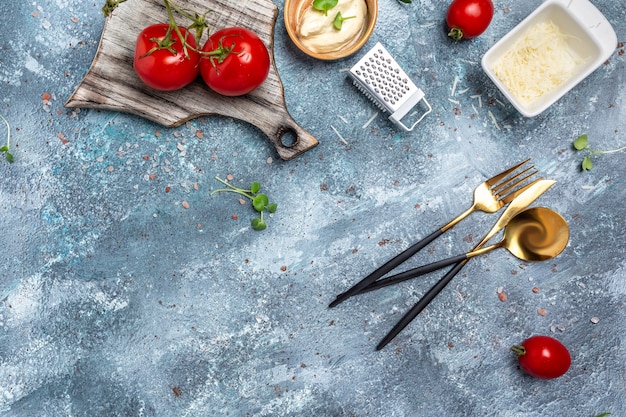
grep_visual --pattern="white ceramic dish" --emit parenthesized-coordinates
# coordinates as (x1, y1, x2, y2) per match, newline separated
(481, 0, 617, 117)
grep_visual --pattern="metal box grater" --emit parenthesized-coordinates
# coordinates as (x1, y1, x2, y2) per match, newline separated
(349, 42, 432, 132)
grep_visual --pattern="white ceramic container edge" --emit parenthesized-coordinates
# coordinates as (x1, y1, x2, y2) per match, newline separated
(481, 0, 617, 117)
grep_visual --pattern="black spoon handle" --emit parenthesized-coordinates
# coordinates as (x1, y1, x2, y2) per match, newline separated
(329, 229, 444, 308)
(376, 260, 467, 351)
(355, 253, 469, 295)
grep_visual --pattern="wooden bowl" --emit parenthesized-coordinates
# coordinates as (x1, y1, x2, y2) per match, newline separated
(284, 0, 378, 60)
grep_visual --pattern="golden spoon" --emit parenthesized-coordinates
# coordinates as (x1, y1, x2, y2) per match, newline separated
(361, 207, 570, 293)
(465, 206, 569, 262)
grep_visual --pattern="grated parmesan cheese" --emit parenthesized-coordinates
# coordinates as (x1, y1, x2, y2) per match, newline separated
(492, 20, 580, 105)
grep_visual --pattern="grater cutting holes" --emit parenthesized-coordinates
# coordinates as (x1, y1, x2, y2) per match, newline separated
(349, 42, 432, 132)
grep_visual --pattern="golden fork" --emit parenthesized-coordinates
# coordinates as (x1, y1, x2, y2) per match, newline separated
(329, 159, 540, 308)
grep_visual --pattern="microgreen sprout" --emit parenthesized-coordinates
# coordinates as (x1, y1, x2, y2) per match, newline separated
(596, 413, 611, 417)
(333, 12, 356, 30)
(313, 0, 338, 15)
(0, 113, 15, 163)
(397, 0, 412, 3)
(211, 176, 277, 231)
(573, 133, 626, 171)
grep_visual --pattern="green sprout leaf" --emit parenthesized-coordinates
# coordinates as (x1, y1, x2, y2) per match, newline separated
(333, 12, 356, 30)
(573, 133, 588, 150)
(313, 0, 338, 15)
(581, 156, 593, 171)
(0, 113, 14, 163)
(251, 217, 267, 231)
(596, 413, 611, 417)
(252, 193, 269, 212)
(212, 176, 277, 231)
(397, 0, 412, 3)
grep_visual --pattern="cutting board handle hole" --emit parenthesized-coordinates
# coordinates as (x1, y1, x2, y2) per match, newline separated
(278, 128, 298, 148)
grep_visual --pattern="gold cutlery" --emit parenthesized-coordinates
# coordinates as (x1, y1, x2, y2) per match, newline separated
(330, 159, 539, 308)
(376, 179, 557, 350)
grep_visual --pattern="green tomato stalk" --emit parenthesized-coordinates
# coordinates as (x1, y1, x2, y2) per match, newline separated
(102, 0, 127, 16)
(102, 0, 210, 56)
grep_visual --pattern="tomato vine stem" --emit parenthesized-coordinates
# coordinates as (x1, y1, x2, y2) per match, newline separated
(102, 0, 127, 17)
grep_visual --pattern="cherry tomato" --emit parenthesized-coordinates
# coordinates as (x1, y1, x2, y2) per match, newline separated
(199, 27, 270, 97)
(446, 0, 494, 41)
(511, 335, 571, 379)
(134, 23, 200, 91)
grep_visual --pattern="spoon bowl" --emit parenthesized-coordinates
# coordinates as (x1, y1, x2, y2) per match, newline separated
(470, 207, 569, 261)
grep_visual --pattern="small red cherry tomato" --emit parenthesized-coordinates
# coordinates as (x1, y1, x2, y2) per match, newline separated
(446, 0, 494, 41)
(199, 27, 270, 97)
(511, 335, 571, 379)
(134, 23, 200, 91)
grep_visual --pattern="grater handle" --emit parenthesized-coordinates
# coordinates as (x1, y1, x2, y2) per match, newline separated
(388, 93, 432, 132)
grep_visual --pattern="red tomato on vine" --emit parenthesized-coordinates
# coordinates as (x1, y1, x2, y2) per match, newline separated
(446, 0, 494, 40)
(511, 335, 571, 379)
(133, 23, 200, 91)
(199, 27, 270, 97)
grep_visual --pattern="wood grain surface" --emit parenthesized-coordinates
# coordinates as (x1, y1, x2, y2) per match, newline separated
(65, 0, 318, 160)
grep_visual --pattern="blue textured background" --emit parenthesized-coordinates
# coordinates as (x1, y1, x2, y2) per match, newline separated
(1, 0, 625, 416)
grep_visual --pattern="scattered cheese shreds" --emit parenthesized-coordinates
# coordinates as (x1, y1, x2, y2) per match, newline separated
(488, 110, 500, 130)
(362, 112, 377, 129)
(451, 76, 459, 97)
(331, 125, 348, 145)
(470, 94, 482, 107)
(492, 19, 581, 105)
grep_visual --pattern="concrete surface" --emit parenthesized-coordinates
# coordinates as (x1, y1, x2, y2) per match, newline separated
(0, 0, 624, 416)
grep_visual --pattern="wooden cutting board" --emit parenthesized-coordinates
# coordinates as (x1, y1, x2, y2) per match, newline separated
(65, 0, 318, 160)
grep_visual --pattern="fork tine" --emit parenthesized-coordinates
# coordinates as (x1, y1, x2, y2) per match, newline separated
(485, 159, 531, 187)
(492, 166, 538, 198)
(499, 177, 543, 205)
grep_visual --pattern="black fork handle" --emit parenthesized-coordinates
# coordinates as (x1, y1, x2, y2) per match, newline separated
(376, 260, 467, 350)
(329, 229, 444, 308)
